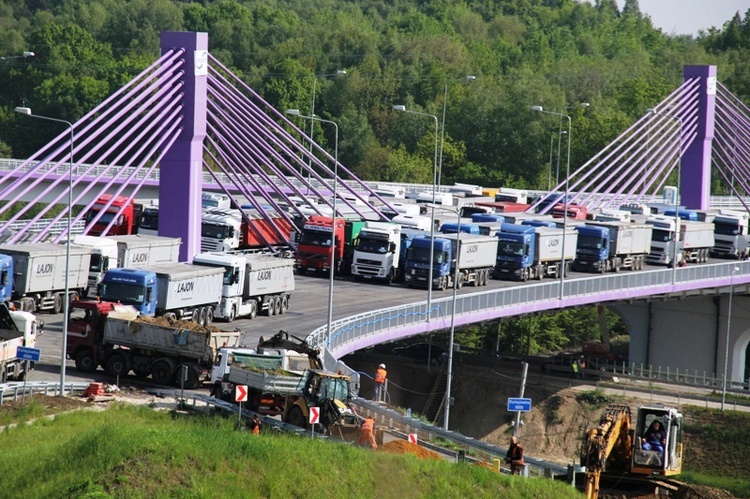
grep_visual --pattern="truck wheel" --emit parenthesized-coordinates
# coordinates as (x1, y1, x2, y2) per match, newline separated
(248, 301, 257, 320)
(205, 307, 214, 325)
(105, 353, 129, 377)
(266, 298, 276, 317)
(456, 274, 463, 289)
(197, 307, 207, 327)
(151, 360, 174, 386)
(286, 406, 307, 429)
(75, 349, 97, 373)
(52, 293, 63, 314)
(226, 307, 235, 322)
(164, 312, 177, 322)
(176, 363, 200, 389)
(297, 267, 306, 276)
(279, 296, 288, 314)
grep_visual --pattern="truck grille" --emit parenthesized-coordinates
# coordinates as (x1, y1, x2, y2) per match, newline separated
(356, 258, 381, 266)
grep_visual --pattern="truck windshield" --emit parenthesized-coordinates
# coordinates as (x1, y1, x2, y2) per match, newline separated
(356, 237, 388, 254)
(498, 242, 525, 257)
(89, 254, 103, 272)
(299, 230, 331, 247)
(714, 221, 739, 236)
(140, 211, 158, 230)
(577, 235, 603, 250)
(100, 282, 145, 304)
(409, 246, 443, 264)
(650, 228, 672, 243)
(202, 223, 229, 239)
(85, 210, 116, 225)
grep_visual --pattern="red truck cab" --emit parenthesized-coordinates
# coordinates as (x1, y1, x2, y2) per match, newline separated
(66, 299, 120, 373)
(85, 194, 143, 236)
(551, 203, 587, 220)
(295, 215, 344, 274)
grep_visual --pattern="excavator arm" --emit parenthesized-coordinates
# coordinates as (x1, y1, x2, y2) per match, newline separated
(580, 404, 633, 499)
(257, 330, 323, 369)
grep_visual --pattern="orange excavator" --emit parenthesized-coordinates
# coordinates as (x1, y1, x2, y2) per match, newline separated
(580, 403, 684, 498)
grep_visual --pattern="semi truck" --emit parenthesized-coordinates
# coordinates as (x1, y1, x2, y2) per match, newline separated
(65, 299, 240, 388)
(712, 210, 750, 259)
(0, 243, 91, 313)
(138, 204, 159, 236)
(646, 216, 715, 266)
(0, 303, 42, 382)
(351, 222, 401, 284)
(98, 263, 224, 324)
(201, 208, 293, 252)
(84, 194, 143, 236)
(494, 224, 578, 281)
(404, 233, 497, 290)
(73, 234, 182, 297)
(192, 253, 295, 321)
(573, 222, 652, 273)
(296, 215, 366, 276)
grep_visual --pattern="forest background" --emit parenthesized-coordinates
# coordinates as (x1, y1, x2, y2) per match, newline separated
(0, 0, 748, 353)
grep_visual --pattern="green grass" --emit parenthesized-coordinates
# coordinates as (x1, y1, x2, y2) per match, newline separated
(0, 403, 583, 498)
(0, 398, 50, 426)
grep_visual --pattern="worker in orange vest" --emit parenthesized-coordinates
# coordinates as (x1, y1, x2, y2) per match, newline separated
(248, 414, 262, 435)
(374, 363, 387, 401)
(358, 417, 377, 449)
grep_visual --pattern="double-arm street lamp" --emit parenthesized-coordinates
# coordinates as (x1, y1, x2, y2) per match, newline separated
(722, 266, 740, 411)
(646, 108, 683, 285)
(392, 105, 439, 320)
(438, 75, 476, 188)
(286, 110, 339, 344)
(1, 51, 34, 61)
(15, 106, 73, 397)
(531, 106, 571, 300)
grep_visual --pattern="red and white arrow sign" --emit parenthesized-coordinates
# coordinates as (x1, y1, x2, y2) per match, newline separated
(235, 385, 248, 402)
(408, 433, 418, 444)
(309, 406, 320, 425)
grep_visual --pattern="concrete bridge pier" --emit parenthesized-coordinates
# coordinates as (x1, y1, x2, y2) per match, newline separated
(610, 293, 750, 386)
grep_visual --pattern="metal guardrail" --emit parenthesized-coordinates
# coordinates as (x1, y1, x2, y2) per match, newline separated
(0, 381, 90, 404)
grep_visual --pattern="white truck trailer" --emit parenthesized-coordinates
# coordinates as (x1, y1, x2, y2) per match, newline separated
(0, 243, 91, 313)
(192, 253, 295, 321)
(712, 210, 750, 259)
(351, 222, 402, 284)
(0, 305, 42, 382)
(437, 233, 498, 288)
(534, 226, 579, 277)
(573, 222, 652, 272)
(646, 216, 715, 266)
(73, 234, 181, 296)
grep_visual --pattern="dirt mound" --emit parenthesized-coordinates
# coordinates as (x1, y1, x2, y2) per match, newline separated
(672, 484, 735, 499)
(381, 440, 442, 459)
(135, 314, 222, 333)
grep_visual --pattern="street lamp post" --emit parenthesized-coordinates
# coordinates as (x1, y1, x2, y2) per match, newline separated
(303, 70, 346, 181)
(286, 109, 338, 344)
(393, 105, 439, 320)
(647, 108, 683, 284)
(531, 106, 571, 300)
(547, 133, 556, 192)
(443, 206, 462, 430)
(15, 106, 73, 397)
(722, 266, 740, 411)
(438, 75, 476, 188)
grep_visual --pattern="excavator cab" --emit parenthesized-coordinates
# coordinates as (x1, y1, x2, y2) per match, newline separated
(631, 405, 683, 476)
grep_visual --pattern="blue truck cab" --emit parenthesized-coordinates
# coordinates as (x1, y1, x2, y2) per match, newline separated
(471, 213, 505, 224)
(574, 225, 610, 269)
(0, 254, 13, 304)
(521, 219, 557, 228)
(404, 235, 452, 288)
(440, 222, 479, 234)
(99, 268, 157, 315)
(493, 223, 536, 280)
(397, 228, 429, 282)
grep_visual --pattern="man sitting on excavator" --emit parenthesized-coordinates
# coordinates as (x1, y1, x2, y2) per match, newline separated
(642, 420, 667, 453)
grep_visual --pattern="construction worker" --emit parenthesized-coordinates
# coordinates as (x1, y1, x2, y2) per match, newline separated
(505, 436, 525, 475)
(374, 363, 387, 401)
(248, 414, 262, 435)
(358, 417, 377, 449)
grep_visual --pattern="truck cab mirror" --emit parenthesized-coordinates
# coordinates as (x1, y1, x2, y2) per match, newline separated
(118, 215, 124, 226)
(102, 257, 109, 272)
(146, 288, 154, 303)
(389, 242, 396, 252)
(233, 270, 240, 284)
(228, 227, 235, 238)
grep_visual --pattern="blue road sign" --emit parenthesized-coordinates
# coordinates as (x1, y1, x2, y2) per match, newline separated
(16, 346, 40, 362)
(507, 397, 532, 412)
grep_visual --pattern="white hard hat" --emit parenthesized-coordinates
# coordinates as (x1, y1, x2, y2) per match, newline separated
(379, 364, 386, 369)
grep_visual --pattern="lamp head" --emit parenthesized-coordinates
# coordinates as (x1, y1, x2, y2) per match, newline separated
(531, 105, 543, 112)
(580, 102, 590, 108)
(646, 108, 656, 114)
(14, 106, 31, 116)
(23, 51, 34, 58)
(336, 70, 346, 76)
(465, 75, 477, 81)
(393, 105, 406, 112)
(285, 109, 301, 116)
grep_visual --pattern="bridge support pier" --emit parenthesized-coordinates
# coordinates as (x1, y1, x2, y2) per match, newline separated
(611, 293, 750, 386)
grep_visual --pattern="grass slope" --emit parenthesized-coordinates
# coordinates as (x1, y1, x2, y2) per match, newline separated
(0, 403, 582, 499)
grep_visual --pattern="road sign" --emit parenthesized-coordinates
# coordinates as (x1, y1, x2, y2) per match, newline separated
(16, 346, 40, 362)
(309, 406, 320, 425)
(408, 433, 418, 444)
(235, 385, 248, 403)
(507, 397, 532, 412)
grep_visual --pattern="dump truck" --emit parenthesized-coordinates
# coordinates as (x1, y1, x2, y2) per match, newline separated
(192, 252, 295, 321)
(573, 222, 653, 273)
(646, 216, 714, 266)
(296, 215, 365, 275)
(404, 233, 497, 290)
(351, 222, 402, 284)
(0, 303, 42, 382)
(0, 242, 91, 313)
(494, 224, 578, 281)
(712, 209, 750, 259)
(99, 263, 224, 324)
(66, 299, 240, 388)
